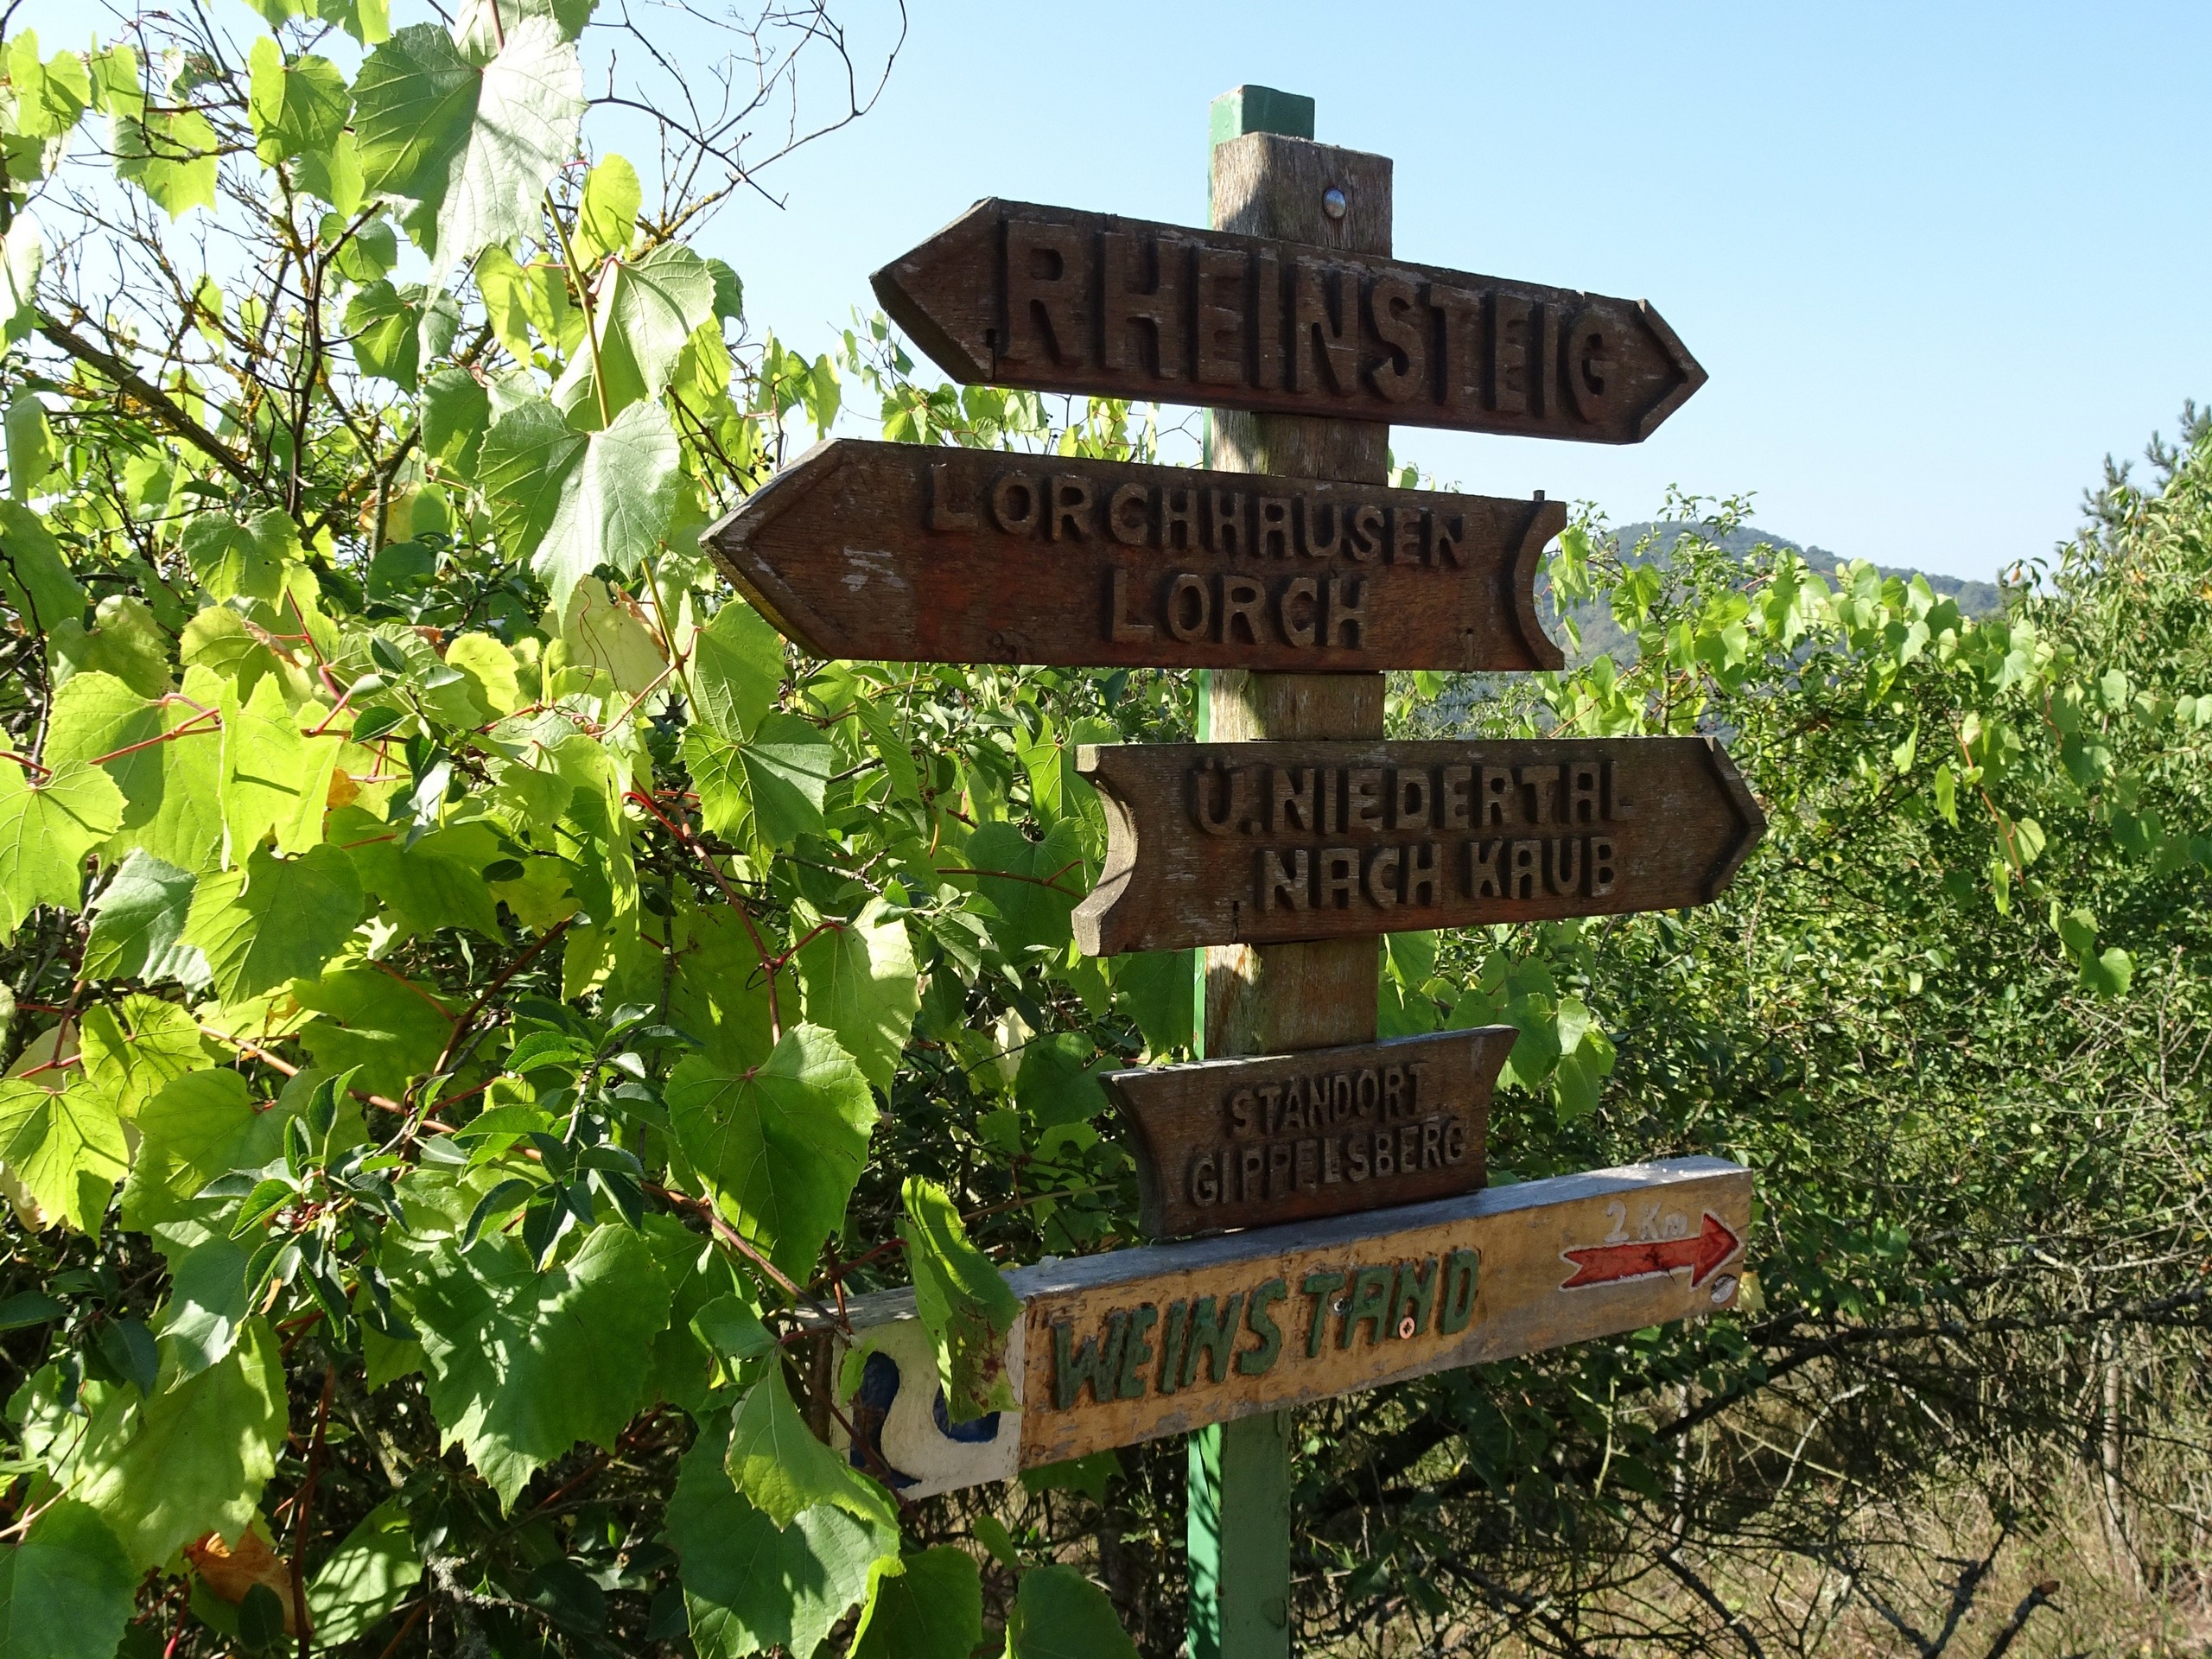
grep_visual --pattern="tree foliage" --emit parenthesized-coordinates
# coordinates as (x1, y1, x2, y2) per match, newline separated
(0, 3, 2206, 1656)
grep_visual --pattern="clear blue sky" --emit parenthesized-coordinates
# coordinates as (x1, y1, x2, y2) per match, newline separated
(31, 1, 2210, 580)
(694, 0, 2212, 581)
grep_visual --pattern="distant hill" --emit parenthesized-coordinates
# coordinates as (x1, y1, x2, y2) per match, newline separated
(1547, 521, 2005, 665)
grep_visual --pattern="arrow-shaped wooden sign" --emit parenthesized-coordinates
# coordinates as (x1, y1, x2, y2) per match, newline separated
(873, 200, 1706, 442)
(702, 439, 1564, 671)
(1103, 1027, 1516, 1239)
(1074, 736, 1764, 955)
(823, 1156, 1751, 1496)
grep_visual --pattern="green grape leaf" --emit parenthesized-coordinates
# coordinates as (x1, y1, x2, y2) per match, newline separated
(118, 1069, 267, 1231)
(705, 256, 742, 321)
(899, 1177, 1020, 1422)
(796, 898, 918, 1092)
(664, 1022, 874, 1280)
(148, 1229, 251, 1377)
(0, 1072, 127, 1234)
(343, 280, 433, 386)
(0, 759, 124, 938)
(554, 245, 716, 427)
(110, 72, 218, 218)
(661, 1439, 894, 1659)
(246, 39, 350, 168)
(53, 594, 172, 698)
(453, 0, 596, 61)
(668, 909, 773, 1069)
(846, 690, 917, 802)
(0, 217, 41, 350)
(639, 1211, 748, 1413)
(27, 1318, 288, 1571)
(295, 965, 456, 1098)
(306, 1500, 423, 1648)
(478, 395, 678, 617)
(687, 597, 783, 742)
(735, 713, 836, 849)
(1110, 950, 1193, 1057)
(446, 632, 521, 716)
(353, 20, 584, 268)
(111, 677, 226, 877)
(965, 820, 1086, 955)
(575, 151, 640, 263)
(1014, 1032, 1106, 1132)
(678, 713, 837, 851)
(0, 500, 84, 632)
(181, 842, 363, 1002)
(76, 993, 210, 1122)
(0, 1498, 136, 1659)
(40, 669, 164, 830)
(83, 850, 207, 985)
(852, 1548, 984, 1659)
(344, 831, 502, 939)
(422, 366, 492, 476)
(1006, 1566, 1138, 1659)
(182, 510, 301, 604)
(404, 1224, 671, 1509)
(219, 672, 341, 858)
(724, 1370, 895, 1531)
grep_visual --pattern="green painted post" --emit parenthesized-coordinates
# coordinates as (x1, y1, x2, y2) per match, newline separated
(1187, 85, 1316, 1659)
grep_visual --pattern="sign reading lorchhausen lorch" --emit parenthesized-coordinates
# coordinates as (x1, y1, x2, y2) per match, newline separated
(702, 105, 1758, 1528)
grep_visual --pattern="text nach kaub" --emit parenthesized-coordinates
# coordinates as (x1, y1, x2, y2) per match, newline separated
(1197, 754, 1627, 916)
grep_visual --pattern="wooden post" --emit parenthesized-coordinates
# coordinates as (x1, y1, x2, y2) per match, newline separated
(1188, 84, 1392, 1659)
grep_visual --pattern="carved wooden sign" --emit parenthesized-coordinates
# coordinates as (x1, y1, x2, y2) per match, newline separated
(873, 200, 1706, 442)
(828, 1156, 1751, 1495)
(702, 439, 1564, 671)
(1073, 737, 1765, 956)
(1103, 1027, 1516, 1239)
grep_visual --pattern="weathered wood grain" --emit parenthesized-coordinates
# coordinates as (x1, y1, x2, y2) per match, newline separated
(824, 1156, 1752, 1491)
(1104, 1027, 1516, 1238)
(700, 438, 1564, 671)
(871, 196, 1706, 444)
(1075, 736, 1765, 956)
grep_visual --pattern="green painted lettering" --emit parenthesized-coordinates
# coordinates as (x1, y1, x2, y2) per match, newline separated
(1238, 1279, 1287, 1376)
(1340, 1263, 1395, 1349)
(1182, 1292, 1245, 1387)
(1052, 1311, 1128, 1410)
(1116, 1305, 1159, 1400)
(1155, 1299, 1191, 1395)
(1391, 1255, 1440, 1338)
(1438, 1248, 1481, 1335)
(1301, 1268, 1347, 1357)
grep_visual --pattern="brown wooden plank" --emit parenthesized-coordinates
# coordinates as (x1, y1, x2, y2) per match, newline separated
(1074, 736, 1765, 956)
(871, 198, 1705, 444)
(701, 439, 1564, 671)
(1103, 1027, 1516, 1239)
(823, 1156, 1751, 1492)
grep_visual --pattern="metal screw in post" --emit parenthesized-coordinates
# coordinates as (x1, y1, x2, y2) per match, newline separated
(1322, 184, 1347, 219)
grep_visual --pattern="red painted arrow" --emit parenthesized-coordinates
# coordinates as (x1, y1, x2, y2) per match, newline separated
(1561, 1211, 1741, 1290)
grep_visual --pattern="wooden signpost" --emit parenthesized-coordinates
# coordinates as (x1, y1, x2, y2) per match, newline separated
(1075, 736, 1766, 955)
(1104, 1027, 1515, 1238)
(702, 438, 1565, 671)
(828, 1157, 1750, 1497)
(873, 201, 1707, 444)
(704, 79, 1751, 1659)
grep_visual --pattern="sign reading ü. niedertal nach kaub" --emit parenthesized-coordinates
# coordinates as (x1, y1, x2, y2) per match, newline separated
(703, 136, 1758, 1510)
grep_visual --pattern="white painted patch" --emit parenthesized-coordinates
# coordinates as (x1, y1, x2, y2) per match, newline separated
(829, 1306, 1024, 1499)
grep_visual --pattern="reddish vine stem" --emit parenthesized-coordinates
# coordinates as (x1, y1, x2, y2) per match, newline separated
(290, 1365, 335, 1658)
